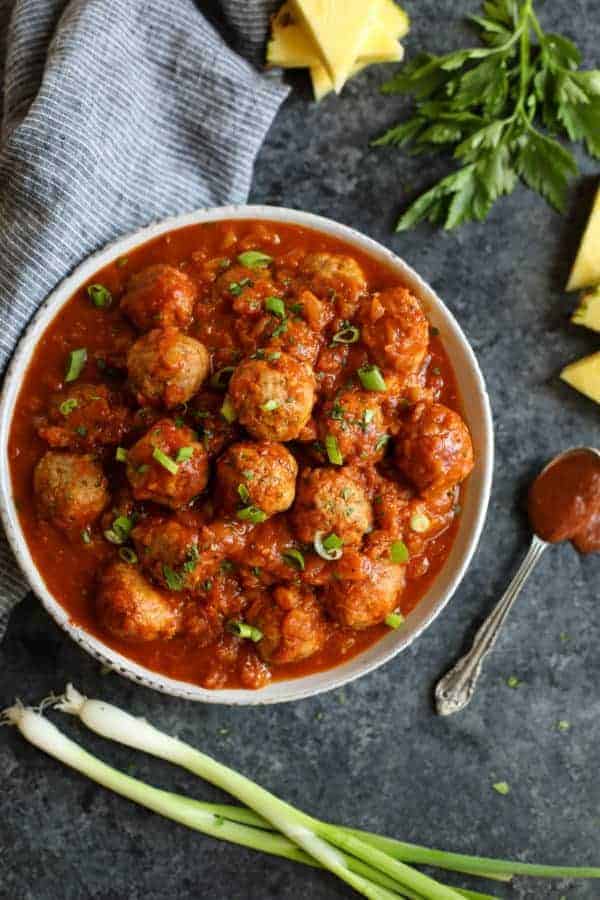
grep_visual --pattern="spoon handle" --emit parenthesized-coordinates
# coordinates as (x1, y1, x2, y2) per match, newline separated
(435, 534, 548, 716)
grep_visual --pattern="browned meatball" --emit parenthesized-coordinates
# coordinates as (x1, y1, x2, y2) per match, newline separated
(324, 532, 406, 629)
(299, 252, 367, 318)
(317, 389, 388, 466)
(227, 352, 316, 442)
(247, 584, 327, 664)
(121, 264, 197, 332)
(216, 441, 298, 518)
(126, 419, 209, 508)
(261, 316, 321, 365)
(97, 561, 181, 641)
(359, 287, 429, 379)
(395, 402, 474, 493)
(36, 383, 130, 450)
(291, 467, 372, 547)
(127, 327, 209, 408)
(132, 517, 206, 591)
(34, 451, 109, 532)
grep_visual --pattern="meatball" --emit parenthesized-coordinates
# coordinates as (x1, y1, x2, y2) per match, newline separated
(97, 561, 181, 641)
(132, 517, 205, 591)
(34, 451, 109, 532)
(324, 533, 406, 629)
(216, 441, 298, 518)
(36, 383, 130, 450)
(359, 286, 429, 379)
(261, 316, 321, 365)
(395, 402, 474, 493)
(121, 264, 196, 332)
(299, 252, 367, 318)
(127, 327, 209, 408)
(317, 389, 388, 466)
(227, 352, 316, 442)
(126, 419, 209, 508)
(291, 467, 372, 547)
(247, 584, 327, 664)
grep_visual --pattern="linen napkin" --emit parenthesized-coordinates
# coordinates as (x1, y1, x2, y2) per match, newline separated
(0, 0, 287, 637)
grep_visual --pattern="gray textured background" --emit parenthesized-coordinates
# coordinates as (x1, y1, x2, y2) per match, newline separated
(1, 2, 599, 898)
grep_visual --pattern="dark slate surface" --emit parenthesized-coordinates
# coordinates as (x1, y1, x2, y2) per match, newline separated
(1, 3, 599, 899)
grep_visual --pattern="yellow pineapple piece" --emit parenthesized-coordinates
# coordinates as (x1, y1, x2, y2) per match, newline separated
(566, 185, 600, 292)
(572, 285, 600, 333)
(560, 351, 600, 405)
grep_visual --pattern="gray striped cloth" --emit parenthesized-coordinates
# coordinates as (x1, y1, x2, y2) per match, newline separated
(0, 0, 287, 637)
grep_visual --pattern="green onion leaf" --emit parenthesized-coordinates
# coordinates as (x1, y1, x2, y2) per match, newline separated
(227, 620, 263, 642)
(152, 447, 179, 475)
(261, 399, 280, 412)
(385, 612, 405, 629)
(410, 512, 430, 533)
(115, 447, 128, 463)
(59, 398, 79, 416)
(104, 516, 133, 545)
(237, 483, 250, 503)
(176, 446, 194, 463)
(80, 528, 92, 545)
(390, 540, 409, 564)
(332, 325, 360, 344)
(220, 397, 237, 424)
(237, 505, 267, 524)
(314, 531, 343, 560)
(270, 320, 288, 338)
(210, 367, 235, 390)
(119, 547, 138, 565)
(237, 250, 272, 269)
(65, 348, 87, 383)
(375, 434, 390, 453)
(163, 565, 184, 591)
(325, 434, 343, 466)
(87, 283, 112, 308)
(282, 549, 305, 571)
(362, 409, 375, 426)
(358, 364, 387, 392)
(265, 296, 286, 318)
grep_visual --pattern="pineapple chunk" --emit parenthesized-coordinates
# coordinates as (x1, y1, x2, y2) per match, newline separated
(572, 285, 600, 333)
(268, 0, 408, 69)
(291, 0, 379, 93)
(566, 185, 600, 291)
(310, 45, 404, 101)
(561, 352, 600, 405)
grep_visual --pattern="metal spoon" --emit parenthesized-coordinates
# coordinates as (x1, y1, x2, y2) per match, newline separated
(435, 446, 600, 717)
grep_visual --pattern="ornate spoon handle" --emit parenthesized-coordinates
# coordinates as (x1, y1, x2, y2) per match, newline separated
(435, 534, 548, 716)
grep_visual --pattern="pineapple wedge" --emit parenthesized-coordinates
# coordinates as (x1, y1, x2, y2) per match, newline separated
(572, 285, 600, 333)
(566, 185, 600, 292)
(561, 351, 600, 405)
(310, 44, 404, 101)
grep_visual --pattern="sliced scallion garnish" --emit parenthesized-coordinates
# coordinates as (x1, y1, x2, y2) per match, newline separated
(176, 446, 194, 463)
(325, 434, 343, 466)
(59, 398, 78, 416)
(65, 348, 87, 383)
(282, 549, 305, 571)
(237, 483, 250, 503)
(152, 447, 179, 475)
(227, 620, 263, 642)
(390, 540, 409, 564)
(220, 397, 237, 424)
(410, 512, 430, 533)
(163, 565, 184, 591)
(237, 250, 272, 269)
(314, 531, 343, 561)
(115, 447, 127, 462)
(385, 612, 405, 630)
(104, 516, 133, 545)
(87, 283, 112, 308)
(237, 505, 267, 524)
(118, 547, 138, 565)
(332, 325, 360, 344)
(210, 367, 235, 390)
(265, 296, 285, 318)
(261, 399, 280, 412)
(358, 364, 387, 392)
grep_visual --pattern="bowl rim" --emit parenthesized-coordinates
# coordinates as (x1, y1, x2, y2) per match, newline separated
(0, 204, 494, 704)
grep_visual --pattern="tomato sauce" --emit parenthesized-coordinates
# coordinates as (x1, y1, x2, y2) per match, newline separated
(9, 220, 467, 690)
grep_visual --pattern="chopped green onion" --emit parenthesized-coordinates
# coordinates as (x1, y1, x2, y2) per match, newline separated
(267, 351, 281, 361)
(390, 541, 409, 564)
(152, 447, 179, 475)
(227, 620, 263, 642)
(261, 399, 280, 412)
(237, 250, 272, 269)
(118, 547, 138, 565)
(115, 447, 128, 463)
(325, 434, 343, 466)
(182, 545, 200, 574)
(137, 464, 150, 474)
(265, 296, 286, 318)
(75, 426, 87, 436)
(385, 612, 405, 630)
(87, 283, 112, 308)
(557, 720, 571, 732)
(237, 483, 250, 503)
(176, 446, 194, 463)
(242, 469, 254, 480)
(59, 398, 78, 416)
(314, 531, 343, 561)
(104, 516, 133, 545)
(358, 364, 387, 392)
(270, 320, 288, 338)
(163, 565, 184, 591)
(375, 434, 390, 452)
(492, 782, 510, 796)
(210, 367, 235, 390)
(65, 348, 87, 383)
(410, 512, 431, 533)
(506, 676, 521, 689)
(332, 325, 360, 344)
(282, 549, 305, 571)
(80, 528, 92, 545)
(228, 278, 252, 296)
(362, 409, 375, 426)
(220, 397, 237, 424)
(237, 506, 267, 524)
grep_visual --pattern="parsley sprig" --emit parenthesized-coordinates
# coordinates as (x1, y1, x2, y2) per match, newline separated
(374, 0, 600, 230)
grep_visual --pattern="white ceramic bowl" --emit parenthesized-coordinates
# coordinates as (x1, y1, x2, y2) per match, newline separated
(0, 205, 493, 704)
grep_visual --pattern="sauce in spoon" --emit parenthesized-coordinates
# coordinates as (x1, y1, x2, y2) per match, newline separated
(528, 448, 600, 553)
